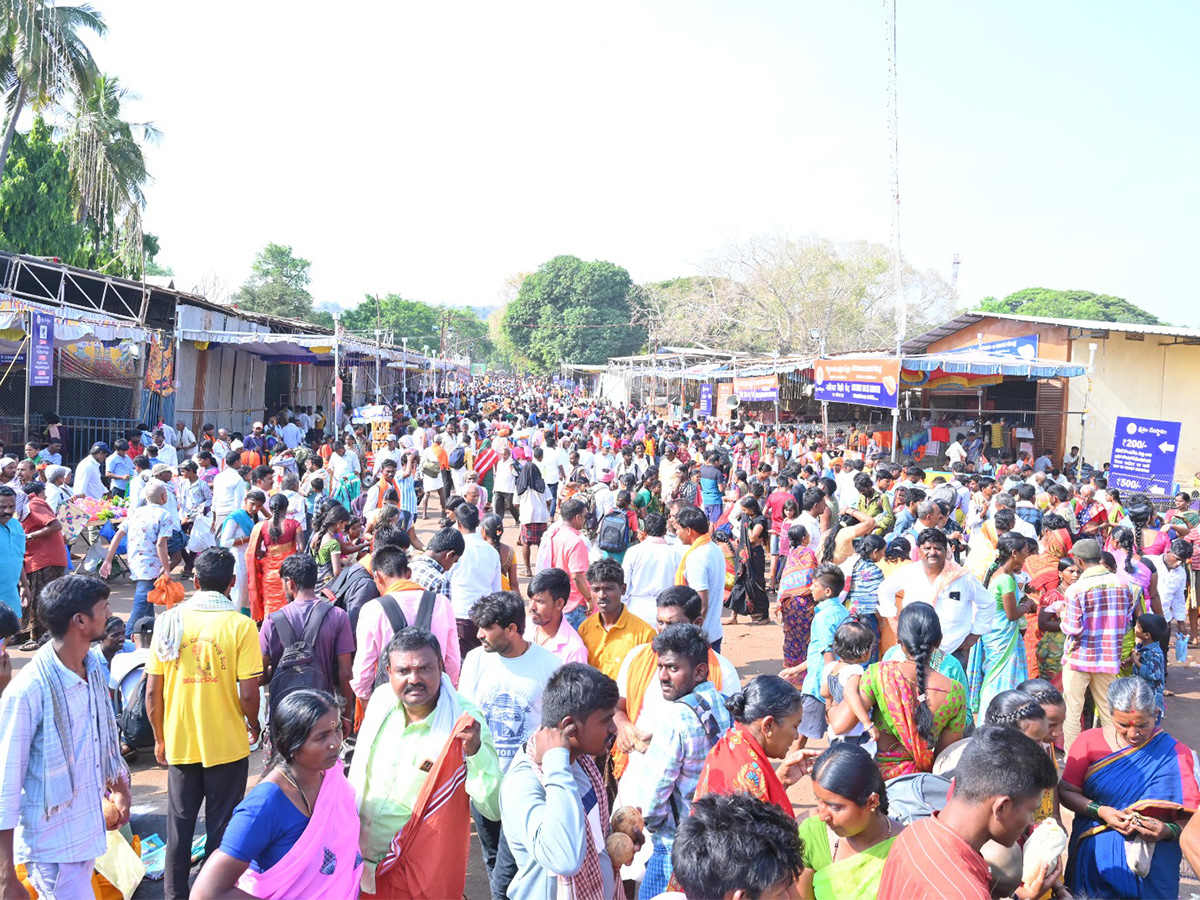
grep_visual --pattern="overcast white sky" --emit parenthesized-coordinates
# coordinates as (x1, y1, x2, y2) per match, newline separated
(81, 1, 1199, 323)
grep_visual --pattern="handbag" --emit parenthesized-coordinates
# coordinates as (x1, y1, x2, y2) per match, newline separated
(148, 574, 184, 608)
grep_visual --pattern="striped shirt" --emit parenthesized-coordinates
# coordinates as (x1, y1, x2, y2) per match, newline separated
(877, 811, 990, 900)
(846, 559, 884, 615)
(1061, 566, 1135, 673)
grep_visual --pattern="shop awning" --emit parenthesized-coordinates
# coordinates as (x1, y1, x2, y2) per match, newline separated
(0, 295, 150, 343)
(177, 328, 409, 364)
(902, 351, 1087, 379)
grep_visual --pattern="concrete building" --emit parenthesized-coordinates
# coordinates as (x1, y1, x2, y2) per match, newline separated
(903, 311, 1200, 480)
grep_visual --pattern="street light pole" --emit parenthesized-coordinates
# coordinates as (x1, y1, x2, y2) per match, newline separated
(402, 337, 408, 412)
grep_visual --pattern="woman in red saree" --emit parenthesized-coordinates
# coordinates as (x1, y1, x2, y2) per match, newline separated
(1022, 524, 1073, 678)
(247, 493, 301, 621)
(775, 523, 818, 667)
(694, 675, 807, 815)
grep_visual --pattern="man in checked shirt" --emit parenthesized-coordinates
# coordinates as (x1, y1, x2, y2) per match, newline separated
(1060, 538, 1136, 751)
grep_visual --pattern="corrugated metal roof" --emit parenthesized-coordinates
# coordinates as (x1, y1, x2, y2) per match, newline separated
(902, 310, 1200, 354)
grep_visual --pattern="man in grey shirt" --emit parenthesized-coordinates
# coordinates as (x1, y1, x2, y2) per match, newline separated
(501, 664, 625, 900)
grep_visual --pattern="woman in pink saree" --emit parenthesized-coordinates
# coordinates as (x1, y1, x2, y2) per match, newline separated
(191, 690, 361, 900)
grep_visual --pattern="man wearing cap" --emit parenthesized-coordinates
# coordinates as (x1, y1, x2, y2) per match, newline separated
(1060, 537, 1136, 750)
(242, 422, 275, 455)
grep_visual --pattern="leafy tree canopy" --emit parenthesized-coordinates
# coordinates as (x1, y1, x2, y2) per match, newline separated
(0, 117, 85, 259)
(502, 255, 645, 371)
(339, 294, 492, 360)
(231, 243, 315, 321)
(976, 288, 1163, 325)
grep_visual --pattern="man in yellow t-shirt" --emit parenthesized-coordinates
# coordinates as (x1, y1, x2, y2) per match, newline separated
(578, 558, 655, 680)
(145, 547, 262, 900)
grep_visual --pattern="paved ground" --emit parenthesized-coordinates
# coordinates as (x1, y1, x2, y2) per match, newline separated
(9, 515, 1200, 897)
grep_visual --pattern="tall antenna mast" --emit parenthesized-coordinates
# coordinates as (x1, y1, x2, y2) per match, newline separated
(885, 0, 903, 357)
(951, 252, 961, 294)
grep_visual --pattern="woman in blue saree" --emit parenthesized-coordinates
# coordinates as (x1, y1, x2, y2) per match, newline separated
(1060, 676, 1199, 899)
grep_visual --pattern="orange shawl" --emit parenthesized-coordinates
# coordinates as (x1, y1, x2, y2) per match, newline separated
(675, 533, 712, 585)
(614, 644, 723, 778)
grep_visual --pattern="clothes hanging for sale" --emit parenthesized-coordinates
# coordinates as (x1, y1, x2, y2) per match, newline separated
(873, 431, 893, 449)
(930, 426, 950, 443)
(990, 421, 1004, 449)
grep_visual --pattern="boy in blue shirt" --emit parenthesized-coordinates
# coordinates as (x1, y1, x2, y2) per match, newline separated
(781, 563, 848, 748)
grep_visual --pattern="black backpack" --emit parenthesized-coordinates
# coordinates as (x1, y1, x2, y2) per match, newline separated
(372, 591, 437, 688)
(268, 603, 334, 719)
(448, 446, 466, 469)
(597, 510, 632, 554)
(116, 665, 155, 751)
(321, 562, 376, 610)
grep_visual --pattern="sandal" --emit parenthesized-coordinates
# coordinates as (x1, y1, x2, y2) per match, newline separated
(19, 640, 38, 652)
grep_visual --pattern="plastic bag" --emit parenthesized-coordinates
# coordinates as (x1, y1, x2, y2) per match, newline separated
(81, 541, 110, 575)
(148, 573, 184, 608)
(93, 830, 145, 900)
(186, 513, 216, 553)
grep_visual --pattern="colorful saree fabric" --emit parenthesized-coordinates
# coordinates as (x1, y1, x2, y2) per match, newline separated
(1065, 729, 1200, 899)
(861, 660, 966, 778)
(799, 815, 896, 900)
(694, 723, 793, 816)
(236, 766, 363, 899)
(966, 572, 1028, 718)
(245, 518, 300, 622)
(778, 546, 817, 666)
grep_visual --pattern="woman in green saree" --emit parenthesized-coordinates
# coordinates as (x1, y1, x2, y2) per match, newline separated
(798, 742, 904, 900)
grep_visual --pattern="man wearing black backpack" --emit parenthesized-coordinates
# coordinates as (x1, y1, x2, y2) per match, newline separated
(350, 546, 460, 702)
(259, 553, 355, 732)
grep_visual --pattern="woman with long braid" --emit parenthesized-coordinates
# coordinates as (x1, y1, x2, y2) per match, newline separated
(855, 603, 966, 778)
(966, 532, 1037, 718)
(246, 492, 302, 621)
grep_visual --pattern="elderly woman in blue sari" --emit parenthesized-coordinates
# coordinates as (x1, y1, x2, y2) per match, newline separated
(966, 533, 1035, 719)
(1060, 676, 1199, 899)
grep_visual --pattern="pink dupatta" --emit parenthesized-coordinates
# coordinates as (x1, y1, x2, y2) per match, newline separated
(236, 765, 363, 900)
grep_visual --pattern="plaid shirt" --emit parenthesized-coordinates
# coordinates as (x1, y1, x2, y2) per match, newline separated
(1061, 566, 1134, 673)
(409, 555, 450, 598)
(624, 680, 732, 840)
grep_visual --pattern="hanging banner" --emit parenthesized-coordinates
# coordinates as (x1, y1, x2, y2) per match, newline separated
(715, 383, 735, 420)
(699, 383, 714, 416)
(945, 333, 1040, 359)
(813, 357, 901, 409)
(732, 375, 778, 402)
(30, 311, 53, 386)
(1108, 416, 1181, 495)
(471, 363, 487, 376)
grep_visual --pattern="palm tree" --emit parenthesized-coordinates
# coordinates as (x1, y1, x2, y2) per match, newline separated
(0, 1, 105, 183)
(59, 72, 160, 260)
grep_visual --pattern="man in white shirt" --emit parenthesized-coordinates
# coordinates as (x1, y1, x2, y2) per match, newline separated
(448, 503, 502, 660)
(173, 421, 197, 454)
(672, 506, 730, 652)
(210, 450, 247, 522)
(372, 435, 401, 476)
(591, 471, 617, 521)
(279, 418, 304, 450)
(623, 513, 681, 625)
(72, 443, 109, 500)
(796, 487, 827, 561)
(458, 589, 561, 899)
(152, 430, 178, 468)
(109, 616, 154, 708)
(537, 434, 568, 519)
(946, 438, 967, 468)
(876, 528, 993, 664)
(492, 444, 520, 526)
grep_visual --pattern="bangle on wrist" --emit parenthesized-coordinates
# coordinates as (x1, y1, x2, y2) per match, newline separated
(1086, 801, 1102, 818)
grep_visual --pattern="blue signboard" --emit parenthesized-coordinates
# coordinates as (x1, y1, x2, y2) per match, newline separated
(946, 333, 1039, 359)
(698, 383, 713, 416)
(30, 311, 53, 386)
(813, 358, 900, 410)
(1108, 416, 1181, 495)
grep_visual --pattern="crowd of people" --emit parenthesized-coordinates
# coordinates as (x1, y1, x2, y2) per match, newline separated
(0, 383, 1198, 899)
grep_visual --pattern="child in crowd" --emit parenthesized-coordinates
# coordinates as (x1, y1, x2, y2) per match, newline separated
(822, 618, 879, 753)
(780, 563, 848, 748)
(1132, 613, 1169, 712)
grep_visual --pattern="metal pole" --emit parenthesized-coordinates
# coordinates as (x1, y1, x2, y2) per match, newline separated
(1077, 342, 1098, 470)
(375, 328, 382, 404)
(23, 311, 31, 439)
(332, 313, 340, 440)
(402, 337, 408, 412)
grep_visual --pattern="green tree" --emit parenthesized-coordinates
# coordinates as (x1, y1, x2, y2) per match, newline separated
(341, 293, 440, 344)
(0, 1, 105, 182)
(976, 288, 1163, 325)
(231, 243, 315, 320)
(502, 255, 645, 371)
(0, 116, 83, 257)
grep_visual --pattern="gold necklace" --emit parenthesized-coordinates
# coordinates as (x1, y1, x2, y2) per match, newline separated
(281, 768, 316, 816)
